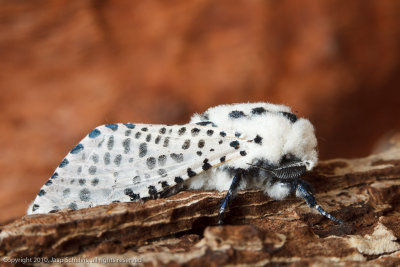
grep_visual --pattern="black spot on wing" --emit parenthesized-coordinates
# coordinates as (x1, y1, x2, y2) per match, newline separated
(148, 185, 158, 199)
(146, 157, 156, 169)
(220, 156, 226, 162)
(124, 188, 133, 195)
(124, 188, 133, 196)
(163, 137, 170, 147)
(170, 153, 184, 163)
(88, 166, 97, 175)
(79, 188, 91, 202)
(97, 138, 105, 148)
(70, 144, 84, 154)
(198, 139, 205, 148)
(114, 154, 122, 166)
(158, 168, 167, 177)
(59, 158, 69, 168)
(207, 129, 214, 136)
(124, 188, 140, 201)
(202, 159, 212, 171)
(133, 176, 141, 184)
(178, 127, 186, 135)
(124, 123, 135, 129)
(175, 177, 184, 184)
(187, 168, 196, 177)
(182, 139, 190, 149)
(123, 138, 131, 153)
(63, 188, 70, 197)
(91, 153, 99, 163)
(146, 134, 152, 142)
(104, 152, 110, 165)
(107, 136, 114, 150)
(106, 124, 118, 131)
(230, 141, 240, 149)
(139, 143, 147, 157)
(158, 155, 167, 166)
(159, 127, 166, 134)
(91, 178, 99, 186)
(89, 129, 101, 138)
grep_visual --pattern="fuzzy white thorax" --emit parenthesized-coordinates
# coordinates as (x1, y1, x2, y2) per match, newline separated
(190, 102, 318, 170)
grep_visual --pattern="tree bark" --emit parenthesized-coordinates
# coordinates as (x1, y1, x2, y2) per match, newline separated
(2, 136, 400, 266)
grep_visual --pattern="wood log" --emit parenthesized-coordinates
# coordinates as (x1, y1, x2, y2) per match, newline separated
(2, 136, 400, 266)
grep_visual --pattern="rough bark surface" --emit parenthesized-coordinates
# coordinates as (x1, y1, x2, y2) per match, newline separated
(2, 137, 400, 266)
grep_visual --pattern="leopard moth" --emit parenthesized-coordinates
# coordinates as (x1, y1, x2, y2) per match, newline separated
(28, 102, 342, 224)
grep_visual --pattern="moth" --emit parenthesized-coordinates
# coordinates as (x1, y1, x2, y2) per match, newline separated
(28, 102, 342, 224)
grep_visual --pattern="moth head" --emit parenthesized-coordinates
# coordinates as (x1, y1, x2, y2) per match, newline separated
(281, 117, 318, 170)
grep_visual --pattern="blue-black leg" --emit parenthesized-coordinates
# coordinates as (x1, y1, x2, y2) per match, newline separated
(218, 170, 243, 224)
(296, 179, 343, 224)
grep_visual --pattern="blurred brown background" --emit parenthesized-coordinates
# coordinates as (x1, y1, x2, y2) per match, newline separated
(0, 0, 399, 222)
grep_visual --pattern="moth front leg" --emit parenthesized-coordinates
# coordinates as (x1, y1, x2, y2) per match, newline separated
(267, 161, 343, 223)
(218, 169, 243, 225)
(295, 179, 343, 224)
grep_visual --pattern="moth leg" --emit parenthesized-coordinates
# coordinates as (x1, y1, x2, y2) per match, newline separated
(218, 170, 243, 225)
(295, 179, 343, 224)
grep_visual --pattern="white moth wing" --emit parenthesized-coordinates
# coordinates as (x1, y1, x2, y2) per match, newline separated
(28, 123, 245, 214)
